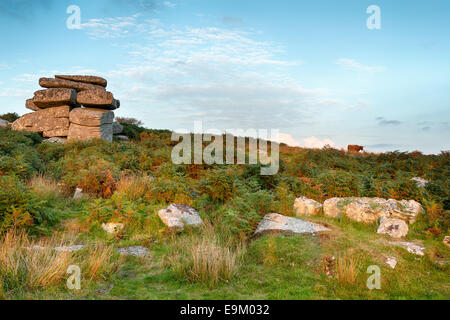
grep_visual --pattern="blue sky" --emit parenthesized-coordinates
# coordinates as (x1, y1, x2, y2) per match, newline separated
(0, 0, 449, 153)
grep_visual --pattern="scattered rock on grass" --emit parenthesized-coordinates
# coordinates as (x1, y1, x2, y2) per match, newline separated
(377, 217, 409, 238)
(158, 204, 203, 231)
(54, 245, 86, 252)
(73, 187, 84, 200)
(393, 241, 425, 256)
(443, 236, 450, 248)
(115, 246, 150, 257)
(294, 196, 323, 216)
(253, 213, 330, 237)
(411, 177, 429, 188)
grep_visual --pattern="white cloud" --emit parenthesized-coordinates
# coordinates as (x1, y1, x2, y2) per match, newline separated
(302, 136, 335, 149)
(276, 133, 302, 147)
(336, 58, 385, 73)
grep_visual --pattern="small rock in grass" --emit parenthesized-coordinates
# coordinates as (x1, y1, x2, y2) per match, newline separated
(115, 246, 150, 257)
(101, 222, 124, 234)
(385, 257, 397, 269)
(443, 236, 450, 248)
(54, 245, 86, 252)
(411, 177, 429, 188)
(73, 188, 84, 200)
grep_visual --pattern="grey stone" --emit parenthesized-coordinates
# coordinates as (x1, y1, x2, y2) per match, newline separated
(254, 213, 330, 237)
(113, 122, 123, 134)
(158, 204, 203, 231)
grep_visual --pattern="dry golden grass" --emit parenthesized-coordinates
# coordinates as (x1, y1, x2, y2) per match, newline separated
(116, 174, 153, 201)
(28, 174, 62, 199)
(335, 252, 361, 285)
(0, 231, 122, 294)
(165, 226, 245, 287)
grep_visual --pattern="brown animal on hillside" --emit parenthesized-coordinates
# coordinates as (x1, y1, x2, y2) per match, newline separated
(348, 145, 364, 153)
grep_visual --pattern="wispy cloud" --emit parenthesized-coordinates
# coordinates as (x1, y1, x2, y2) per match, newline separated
(336, 58, 385, 73)
(376, 117, 402, 126)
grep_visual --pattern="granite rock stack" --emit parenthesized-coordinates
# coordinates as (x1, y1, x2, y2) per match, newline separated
(12, 75, 122, 142)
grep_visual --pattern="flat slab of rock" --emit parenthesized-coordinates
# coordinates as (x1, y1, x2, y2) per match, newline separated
(40, 77, 105, 92)
(158, 204, 203, 231)
(68, 123, 113, 142)
(69, 108, 114, 127)
(114, 135, 129, 141)
(254, 213, 330, 237)
(294, 196, 323, 216)
(33, 88, 77, 108)
(26, 99, 42, 111)
(77, 90, 119, 110)
(115, 246, 150, 257)
(377, 217, 409, 238)
(55, 75, 107, 87)
(323, 197, 423, 224)
(12, 107, 70, 136)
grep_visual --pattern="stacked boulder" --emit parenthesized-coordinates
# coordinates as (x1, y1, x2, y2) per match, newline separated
(12, 75, 122, 142)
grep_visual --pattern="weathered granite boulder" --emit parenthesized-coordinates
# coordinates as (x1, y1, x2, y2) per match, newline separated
(32, 88, 77, 108)
(68, 123, 113, 142)
(77, 90, 119, 110)
(69, 108, 114, 127)
(113, 122, 123, 134)
(0, 118, 10, 128)
(377, 217, 409, 238)
(26, 99, 41, 111)
(40, 77, 105, 92)
(158, 204, 203, 231)
(12, 106, 71, 137)
(294, 197, 323, 216)
(323, 197, 423, 224)
(253, 213, 330, 237)
(55, 75, 107, 87)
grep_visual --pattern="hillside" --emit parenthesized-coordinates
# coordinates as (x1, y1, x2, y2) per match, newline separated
(0, 122, 449, 300)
